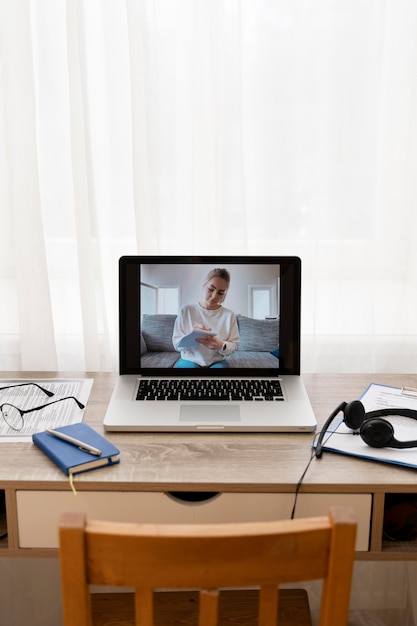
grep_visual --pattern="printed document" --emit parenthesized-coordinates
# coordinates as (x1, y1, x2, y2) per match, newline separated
(0, 378, 93, 442)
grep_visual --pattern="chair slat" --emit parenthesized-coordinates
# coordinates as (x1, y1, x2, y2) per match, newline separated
(135, 588, 153, 626)
(259, 585, 279, 626)
(199, 589, 219, 626)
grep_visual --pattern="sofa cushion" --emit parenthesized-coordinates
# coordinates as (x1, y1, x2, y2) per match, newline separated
(141, 351, 179, 368)
(228, 351, 279, 368)
(142, 314, 177, 352)
(140, 334, 148, 355)
(237, 315, 279, 352)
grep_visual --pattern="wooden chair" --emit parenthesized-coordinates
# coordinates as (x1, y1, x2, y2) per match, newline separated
(58, 506, 357, 626)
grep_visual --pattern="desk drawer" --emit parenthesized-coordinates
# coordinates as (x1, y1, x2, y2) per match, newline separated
(16, 491, 371, 550)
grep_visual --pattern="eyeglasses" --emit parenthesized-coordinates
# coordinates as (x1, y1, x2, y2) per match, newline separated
(0, 384, 85, 432)
(1, 396, 85, 431)
(0, 382, 54, 398)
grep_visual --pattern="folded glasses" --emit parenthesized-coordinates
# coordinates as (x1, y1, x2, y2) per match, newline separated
(0, 383, 85, 432)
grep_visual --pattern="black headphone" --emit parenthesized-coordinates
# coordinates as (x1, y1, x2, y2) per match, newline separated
(315, 400, 417, 458)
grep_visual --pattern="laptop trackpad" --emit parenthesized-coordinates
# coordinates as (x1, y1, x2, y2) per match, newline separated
(180, 405, 241, 422)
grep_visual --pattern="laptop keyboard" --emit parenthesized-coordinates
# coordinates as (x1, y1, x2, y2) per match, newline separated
(136, 379, 284, 401)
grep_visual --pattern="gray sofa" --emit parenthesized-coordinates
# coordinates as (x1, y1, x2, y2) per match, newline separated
(141, 313, 279, 368)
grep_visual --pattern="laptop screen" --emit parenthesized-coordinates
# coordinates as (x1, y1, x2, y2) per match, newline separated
(119, 256, 301, 376)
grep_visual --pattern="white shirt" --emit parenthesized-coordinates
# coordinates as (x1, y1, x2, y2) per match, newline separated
(173, 303, 240, 366)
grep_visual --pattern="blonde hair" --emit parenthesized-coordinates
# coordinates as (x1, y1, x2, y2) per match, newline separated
(204, 268, 231, 287)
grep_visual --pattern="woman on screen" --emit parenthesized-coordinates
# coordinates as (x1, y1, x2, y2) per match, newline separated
(172, 268, 239, 368)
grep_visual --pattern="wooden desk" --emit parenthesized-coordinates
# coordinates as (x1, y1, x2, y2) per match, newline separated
(1, 372, 417, 562)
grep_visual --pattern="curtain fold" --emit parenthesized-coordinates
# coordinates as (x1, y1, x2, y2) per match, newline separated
(126, 0, 160, 253)
(0, 0, 58, 370)
(0, 0, 416, 373)
(66, 0, 112, 371)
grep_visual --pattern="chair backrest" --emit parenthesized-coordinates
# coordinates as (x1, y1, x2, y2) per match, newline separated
(59, 506, 357, 626)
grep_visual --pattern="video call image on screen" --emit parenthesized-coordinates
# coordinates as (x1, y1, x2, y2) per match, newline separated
(139, 263, 280, 370)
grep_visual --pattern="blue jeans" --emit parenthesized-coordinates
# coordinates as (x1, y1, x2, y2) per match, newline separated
(175, 359, 230, 369)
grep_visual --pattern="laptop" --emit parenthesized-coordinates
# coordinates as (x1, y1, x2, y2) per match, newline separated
(103, 256, 316, 432)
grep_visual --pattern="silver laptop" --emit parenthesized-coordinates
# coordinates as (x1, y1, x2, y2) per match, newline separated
(103, 256, 316, 432)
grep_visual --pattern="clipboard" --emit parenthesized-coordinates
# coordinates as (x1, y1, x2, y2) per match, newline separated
(402, 387, 417, 399)
(316, 383, 417, 470)
(360, 383, 417, 412)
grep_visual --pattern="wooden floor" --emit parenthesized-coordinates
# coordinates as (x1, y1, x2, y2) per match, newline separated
(312, 609, 413, 626)
(92, 590, 312, 626)
(92, 592, 414, 626)
(352, 611, 413, 626)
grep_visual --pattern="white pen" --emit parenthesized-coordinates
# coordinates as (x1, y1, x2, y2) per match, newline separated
(46, 428, 102, 456)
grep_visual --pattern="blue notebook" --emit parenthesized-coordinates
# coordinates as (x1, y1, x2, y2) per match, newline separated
(32, 423, 120, 476)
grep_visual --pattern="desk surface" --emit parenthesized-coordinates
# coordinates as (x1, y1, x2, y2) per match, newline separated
(1, 372, 417, 494)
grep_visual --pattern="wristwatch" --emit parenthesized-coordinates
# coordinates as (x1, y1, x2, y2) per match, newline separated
(222, 342, 227, 352)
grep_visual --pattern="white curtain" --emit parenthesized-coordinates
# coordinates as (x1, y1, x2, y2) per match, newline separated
(1, 0, 416, 373)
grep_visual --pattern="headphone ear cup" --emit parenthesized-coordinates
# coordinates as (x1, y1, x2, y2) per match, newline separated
(344, 400, 366, 430)
(360, 419, 395, 448)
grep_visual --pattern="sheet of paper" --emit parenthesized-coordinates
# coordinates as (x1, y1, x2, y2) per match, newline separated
(360, 383, 417, 412)
(177, 329, 217, 348)
(319, 383, 417, 468)
(0, 378, 93, 443)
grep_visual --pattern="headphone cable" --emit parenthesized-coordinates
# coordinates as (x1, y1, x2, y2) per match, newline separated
(290, 445, 317, 519)
(290, 427, 348, 519)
